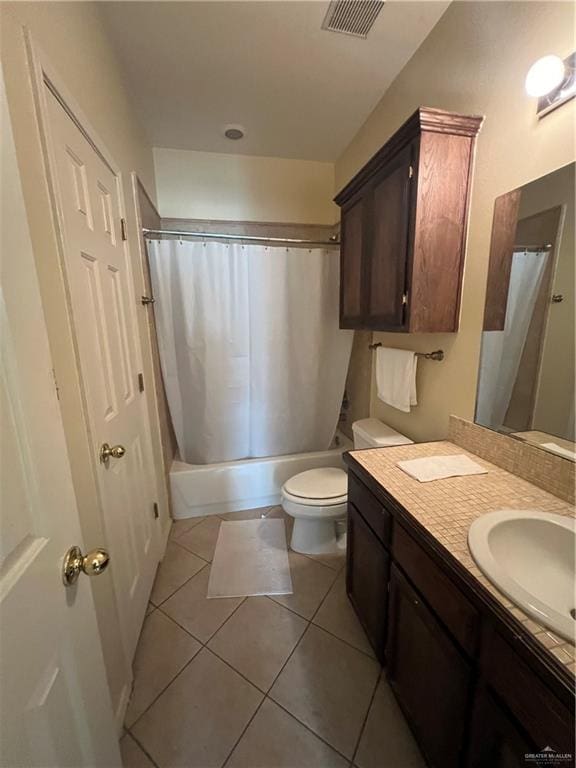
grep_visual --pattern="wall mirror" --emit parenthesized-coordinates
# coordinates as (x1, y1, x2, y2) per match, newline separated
(476, 162, 575, 461)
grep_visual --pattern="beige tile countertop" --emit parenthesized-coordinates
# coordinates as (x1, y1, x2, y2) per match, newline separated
(348, 440, 576, 675)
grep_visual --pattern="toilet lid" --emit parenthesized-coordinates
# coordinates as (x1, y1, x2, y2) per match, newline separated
(284, 468, 347, 500)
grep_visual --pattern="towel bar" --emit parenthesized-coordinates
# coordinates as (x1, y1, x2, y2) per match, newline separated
(368, 343, 444, 361)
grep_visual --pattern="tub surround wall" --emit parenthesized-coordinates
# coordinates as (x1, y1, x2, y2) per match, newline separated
(448, 416, 575, 505)
(158, 217, 338, 244)
(154, 147, 337, 224)
(335, 0, 575, 443)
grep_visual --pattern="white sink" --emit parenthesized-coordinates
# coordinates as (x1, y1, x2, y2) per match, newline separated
(468, 510, 576, 642)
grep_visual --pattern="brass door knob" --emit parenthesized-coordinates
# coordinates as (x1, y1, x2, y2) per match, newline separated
(62, 546, 110, 586)
(100, 442, 126, 465)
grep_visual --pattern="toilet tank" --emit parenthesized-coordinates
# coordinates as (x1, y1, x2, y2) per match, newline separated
(352, 418, 414, 449)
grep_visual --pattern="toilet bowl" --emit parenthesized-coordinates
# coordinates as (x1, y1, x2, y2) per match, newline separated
(281, 419, 413, 554)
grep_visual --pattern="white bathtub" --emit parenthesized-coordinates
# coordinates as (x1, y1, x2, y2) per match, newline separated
(170, 432, 352, 519)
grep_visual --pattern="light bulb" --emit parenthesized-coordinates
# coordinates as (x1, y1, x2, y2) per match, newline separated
(525, 55, 566, 98)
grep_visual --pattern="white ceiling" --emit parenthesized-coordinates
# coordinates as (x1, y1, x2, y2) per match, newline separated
(101, 1, 450, 162)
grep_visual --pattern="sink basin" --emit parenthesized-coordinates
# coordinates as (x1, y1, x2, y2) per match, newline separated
(468, 510, 576, 642)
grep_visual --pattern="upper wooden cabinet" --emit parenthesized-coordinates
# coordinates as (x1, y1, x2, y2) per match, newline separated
(335, 107, 483, 332)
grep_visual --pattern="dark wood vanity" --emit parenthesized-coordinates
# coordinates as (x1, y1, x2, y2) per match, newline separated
(335, 107, 483, 332)
(345, 453, 575, 768)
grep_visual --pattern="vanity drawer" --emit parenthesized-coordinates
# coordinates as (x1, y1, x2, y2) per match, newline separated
(348, 472, 392, 548)
(393, 522, 479, 656)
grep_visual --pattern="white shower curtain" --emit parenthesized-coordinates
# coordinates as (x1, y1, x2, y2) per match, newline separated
(148, 239, 353, 464)
(476, 249, 548, 430)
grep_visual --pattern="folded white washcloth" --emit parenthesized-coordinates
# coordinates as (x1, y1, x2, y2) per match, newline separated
(375, 347, 417, 413)
(397, 454, 488, 482)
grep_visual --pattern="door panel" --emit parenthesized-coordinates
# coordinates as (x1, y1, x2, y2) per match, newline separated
(0, 69, 119, 766)
(346, 503, 389, 661)
(367, 148, 412, 328)
(387, 564, 472, 768)
(44, 88, 157, 660)
(466, 688, 534, 768)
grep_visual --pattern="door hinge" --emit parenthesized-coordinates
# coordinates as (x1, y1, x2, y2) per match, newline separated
(138, 373, 145, 393)
(153, 502, 159, 519)
(402, 292, 408, 306)
(141, 295, 155, 305)
(408, 165, 414, 179)
(120, 218, 128, 241)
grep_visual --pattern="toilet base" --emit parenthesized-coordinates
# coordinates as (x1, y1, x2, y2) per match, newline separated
(290, 517, 347, 555)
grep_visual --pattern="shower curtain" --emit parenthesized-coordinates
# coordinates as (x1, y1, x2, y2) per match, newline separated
(148, 238, 353, 464)
(476, 249, 548, 430)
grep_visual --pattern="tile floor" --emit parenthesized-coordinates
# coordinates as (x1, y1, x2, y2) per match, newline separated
(121, 507, 426, 768)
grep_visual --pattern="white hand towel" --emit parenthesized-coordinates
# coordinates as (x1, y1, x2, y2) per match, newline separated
(397, 455, 488, 482)
(375, 347, 417, 413)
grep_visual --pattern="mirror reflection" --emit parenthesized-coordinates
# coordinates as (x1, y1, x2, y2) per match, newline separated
(476, 162, 575, 461)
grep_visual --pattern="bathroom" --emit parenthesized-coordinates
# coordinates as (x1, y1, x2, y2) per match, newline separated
(0, 1, 575, 767)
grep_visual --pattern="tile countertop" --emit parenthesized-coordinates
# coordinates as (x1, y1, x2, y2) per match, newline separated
(348, 440, 576, 674)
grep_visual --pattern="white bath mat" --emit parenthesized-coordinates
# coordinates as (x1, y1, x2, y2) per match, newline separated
(207, 519, 293, 598)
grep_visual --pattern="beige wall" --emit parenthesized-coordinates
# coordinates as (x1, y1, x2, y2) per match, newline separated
(518, 163, 575, 440)
(336, 1, 575, 443)
(154, 147, 337, 224)
(136, 181, 179, 466)
(0, 0, 164, 724)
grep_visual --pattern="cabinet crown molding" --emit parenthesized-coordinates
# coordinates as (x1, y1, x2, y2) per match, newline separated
(335, 106, 484, 205)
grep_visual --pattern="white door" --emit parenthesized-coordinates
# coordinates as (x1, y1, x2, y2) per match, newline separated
(0, 70, 120, 767)
(42, 86, 158, 661)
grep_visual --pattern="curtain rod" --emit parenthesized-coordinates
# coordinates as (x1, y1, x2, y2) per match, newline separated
(142, 228, 340, 246)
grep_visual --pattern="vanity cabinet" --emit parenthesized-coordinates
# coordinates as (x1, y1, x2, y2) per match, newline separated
(466, 687, 535, 768)
(335, 107, 483, 332)
(344, 459, 575, 768)
(346, 504, 389, 660)
(387, 564, 472, 768)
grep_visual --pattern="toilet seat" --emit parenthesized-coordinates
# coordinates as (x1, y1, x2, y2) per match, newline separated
(282, 488, 347, 506)
(282, 468, 347, 506)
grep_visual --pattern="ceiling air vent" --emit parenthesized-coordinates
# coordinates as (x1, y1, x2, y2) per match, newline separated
(321, 0, 384, 39)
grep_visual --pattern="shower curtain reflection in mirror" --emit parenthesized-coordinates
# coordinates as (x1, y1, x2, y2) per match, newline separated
(148, 239, 353, 464)
(476, 248, 549, 431)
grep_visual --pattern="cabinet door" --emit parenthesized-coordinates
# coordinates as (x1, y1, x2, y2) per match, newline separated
(387, 564, 472, 768)
(366, 147, 413, 329)
(340, 194, 365, 328)
(346, 502, 389, 661)
(466, 687, 534, 768)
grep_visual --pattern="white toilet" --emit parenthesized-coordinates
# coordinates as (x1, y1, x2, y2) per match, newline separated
(281, 419, 413, 555)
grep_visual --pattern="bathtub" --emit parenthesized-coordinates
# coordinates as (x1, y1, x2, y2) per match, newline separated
(170, 432, 352, 519)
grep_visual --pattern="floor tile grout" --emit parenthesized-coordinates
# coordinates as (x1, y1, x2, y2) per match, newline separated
(145, 568, 376, 733)
(351, 666, 384, 766)
(125, 645, 201, 731)
(220, 696, 267, 768)
(124, 729, 161, 768)
(265, 695, 353, 763)
(310, 617, 378, 662)
(128, 513, 381, 768)
(150, 557, 211, 608)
